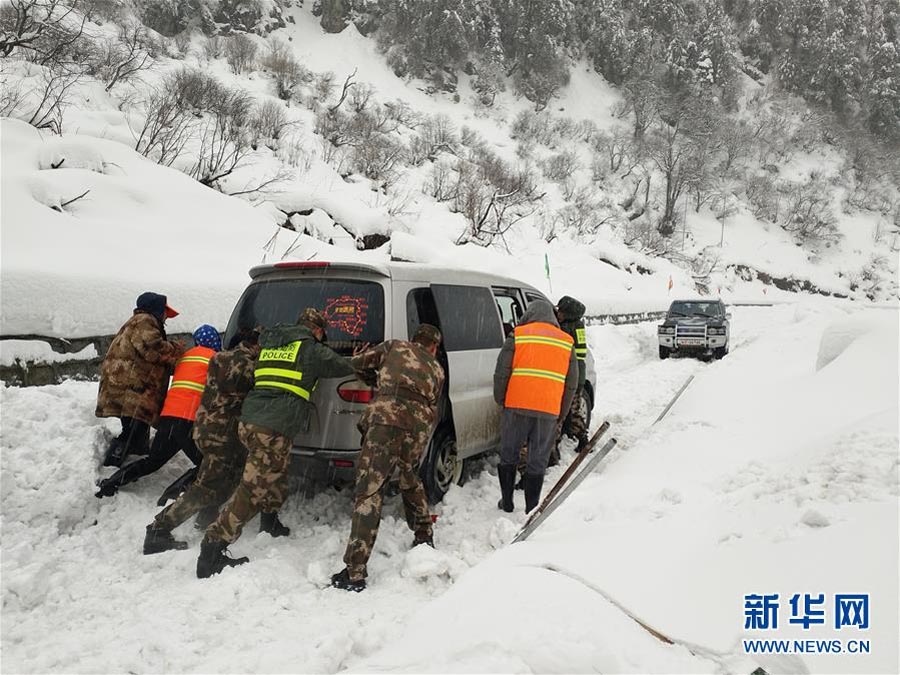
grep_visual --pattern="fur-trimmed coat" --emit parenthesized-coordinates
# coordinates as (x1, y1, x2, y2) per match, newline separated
(95, 311, 184, 425)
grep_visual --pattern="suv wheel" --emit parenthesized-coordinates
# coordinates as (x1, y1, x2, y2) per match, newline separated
(659, 346, 670, 360)
(714, 346, 728, 360)
(421, 425, 466, 504)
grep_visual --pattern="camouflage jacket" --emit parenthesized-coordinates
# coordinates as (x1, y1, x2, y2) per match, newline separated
(193, 341, 260, 449)
(352, 340, 445, 432)
(95, 310, 184, 425)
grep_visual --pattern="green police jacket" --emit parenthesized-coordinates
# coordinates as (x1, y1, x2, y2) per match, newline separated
(240, 323, 354, 439)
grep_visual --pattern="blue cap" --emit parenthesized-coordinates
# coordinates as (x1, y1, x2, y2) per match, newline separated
(192, 324, 221, 351)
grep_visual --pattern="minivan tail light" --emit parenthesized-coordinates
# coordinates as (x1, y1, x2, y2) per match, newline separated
(337, 380, 374, 403)
(273, 261, 330, 269)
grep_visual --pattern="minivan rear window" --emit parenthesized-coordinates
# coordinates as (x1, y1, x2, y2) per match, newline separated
(225, 278, 385, 352)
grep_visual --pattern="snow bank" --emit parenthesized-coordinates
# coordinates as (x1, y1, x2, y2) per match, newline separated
(0, 118, 284, 337)
(815, 310, 899, 370)
(0, 340, 97, 366)
(358, 305, 899, 674)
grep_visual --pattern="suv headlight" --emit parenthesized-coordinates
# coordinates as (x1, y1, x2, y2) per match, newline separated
(658, 326, 675, 335)
(708, 327, 725, 335)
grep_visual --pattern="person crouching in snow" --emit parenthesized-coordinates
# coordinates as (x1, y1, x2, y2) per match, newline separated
(95, 292, 184, 467)
(95, 325, 221, 498)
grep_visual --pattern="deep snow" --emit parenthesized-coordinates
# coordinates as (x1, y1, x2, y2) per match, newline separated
(1, 303, 896, 674)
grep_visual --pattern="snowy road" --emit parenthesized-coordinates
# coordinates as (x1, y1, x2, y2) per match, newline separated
(1, 303, 897, 674)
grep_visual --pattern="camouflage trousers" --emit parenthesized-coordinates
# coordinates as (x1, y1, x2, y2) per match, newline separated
(343, 423, 432, 581)
(205, 421, 291, 544)
(153, 437, 248, 532)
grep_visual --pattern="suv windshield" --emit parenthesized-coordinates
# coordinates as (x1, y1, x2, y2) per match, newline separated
(225, 278, 385, 354)
(668, 301, 722, 318)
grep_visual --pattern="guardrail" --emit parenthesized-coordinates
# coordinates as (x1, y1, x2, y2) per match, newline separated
(0, 333, 195, 387)
(0, 302, 782, 387)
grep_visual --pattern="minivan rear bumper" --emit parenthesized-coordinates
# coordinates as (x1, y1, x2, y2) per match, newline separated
(290, 447, 360, 485)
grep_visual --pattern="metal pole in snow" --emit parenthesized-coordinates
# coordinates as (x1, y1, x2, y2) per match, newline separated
(653, 374, 695, 424)
(513, 438, 618, 543)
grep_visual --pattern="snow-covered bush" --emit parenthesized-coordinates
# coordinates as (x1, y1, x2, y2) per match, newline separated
(250, 98, 292, 150)
(224, 34, 257, 74)
(409, 114, 458, 166)
(778, 173, 840, 244)
(541, 149, 580, 183)
(87, 22, 153, 91)
(260, 38, 310, 100)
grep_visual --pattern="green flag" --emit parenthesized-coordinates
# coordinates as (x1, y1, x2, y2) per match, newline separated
(544, 253, 553, 294)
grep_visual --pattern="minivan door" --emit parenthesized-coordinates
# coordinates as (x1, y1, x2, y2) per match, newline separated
(429, 284, 505, 455)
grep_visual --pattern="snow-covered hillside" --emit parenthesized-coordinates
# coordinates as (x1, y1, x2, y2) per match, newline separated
(2, 4, 898, 341)
(1, 303, 897, 673)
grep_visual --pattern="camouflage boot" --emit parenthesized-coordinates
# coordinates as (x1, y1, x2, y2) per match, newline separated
(143, 525, 188, 555)
(331, 568, 366, 593)
(412, 531, 434, 548)
(259, 512, 290, 537)
(196, 537, 249, 578)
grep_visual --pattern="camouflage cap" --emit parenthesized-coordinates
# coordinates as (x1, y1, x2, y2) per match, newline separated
(413, 323, 442, 346)
(299, 307, 328, 331)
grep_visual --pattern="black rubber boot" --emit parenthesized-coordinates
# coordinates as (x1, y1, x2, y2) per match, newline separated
(102, 438, 126, 468)
(412, 531, 434, 548)
(94, 467, 130, 498)
(514, 473, 524, 491)
(194, 504, 219, 530)
(331, 568, 366, 593)
(196, 537, 249, 578)
(497, 464, 516, 513)
(523, 472, 544, 514)
(143, 525, 188, 555)
(259, 512, 290, 537)
(157, 467, 199, 506)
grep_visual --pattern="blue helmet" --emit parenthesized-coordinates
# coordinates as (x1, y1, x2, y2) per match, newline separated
(192, 324, 221, 351)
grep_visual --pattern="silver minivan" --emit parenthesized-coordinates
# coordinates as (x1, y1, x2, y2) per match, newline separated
(223, 260, 597, 502)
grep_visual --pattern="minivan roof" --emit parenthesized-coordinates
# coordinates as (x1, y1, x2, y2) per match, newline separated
(249, 261, 545, 294)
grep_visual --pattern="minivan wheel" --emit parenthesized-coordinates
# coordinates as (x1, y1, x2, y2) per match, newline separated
(580, 387, 593, 430)
(421, 426, 466, 504)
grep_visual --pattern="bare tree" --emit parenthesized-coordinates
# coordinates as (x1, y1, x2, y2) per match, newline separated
(225, 34, 257, 75)
(0, 0, 85, 63)
(190, 88, 254, 186)
(250, 98, 295, 149)
(261, 38, 309, 100)
(92, 22, 153, 92)
(133, 76, 197, 166)
(618, 74, 661, 140)
(25, 65, 81, 133)
(328, 67, 357, 112)
(203, 35, 223, 61)
(541, 149, 580, 182)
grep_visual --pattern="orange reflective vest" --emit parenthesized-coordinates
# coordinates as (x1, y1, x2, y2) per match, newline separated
(160, 345, 215, 421)
(504, 322, 574, 416)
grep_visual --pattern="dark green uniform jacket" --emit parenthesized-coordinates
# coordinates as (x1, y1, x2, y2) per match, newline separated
(557, 295, 587, 392)
(240, 324, 354, 439)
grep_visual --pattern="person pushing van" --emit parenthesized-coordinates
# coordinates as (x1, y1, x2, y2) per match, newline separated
(331, 323, 445, 593)
(494, 299, 578, 514)
(197, 308, 356, 578)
